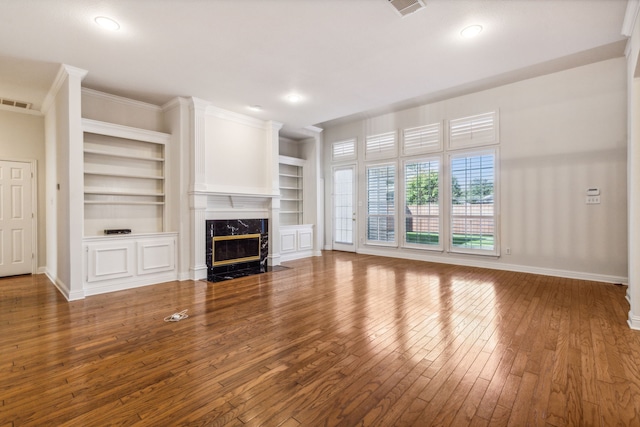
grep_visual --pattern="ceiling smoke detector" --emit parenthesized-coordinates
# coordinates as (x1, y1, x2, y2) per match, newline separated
(388, 0, 426, 17)
(0, 98, 31, 110)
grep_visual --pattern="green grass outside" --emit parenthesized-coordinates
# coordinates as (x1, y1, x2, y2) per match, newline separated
(406, 232, 494, 249)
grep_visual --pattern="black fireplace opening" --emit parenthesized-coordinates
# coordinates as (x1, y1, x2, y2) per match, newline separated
(213, 234, 261, 266)
(206, 219, 268, 282)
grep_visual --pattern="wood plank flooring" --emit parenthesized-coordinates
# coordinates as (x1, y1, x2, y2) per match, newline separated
(1, 251, 638, 426)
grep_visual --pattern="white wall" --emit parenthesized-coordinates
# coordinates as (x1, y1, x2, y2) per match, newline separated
(81, 88, 166, 132)
(44, 65, 86, 300)
(0, 109, 46, 271)
(323, 57, 627, 282)
(204, 112, 273, 195)
(279, 137, 303, 158)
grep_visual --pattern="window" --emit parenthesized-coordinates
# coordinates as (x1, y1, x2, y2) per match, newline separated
(402, 123, 442, 156)
(332, 139, 356, 161)
(404, 158, 441, 249)
(366, 164, 396, 244)
(450, 150, 497, 254)
(449, 111, 498, 150)
(365, 131, 397, 160)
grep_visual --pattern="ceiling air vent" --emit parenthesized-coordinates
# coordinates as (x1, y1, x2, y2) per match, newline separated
(388, 0, 426, 17)
(0, 98, 32, 110)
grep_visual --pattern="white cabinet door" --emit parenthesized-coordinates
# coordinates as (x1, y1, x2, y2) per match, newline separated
(280, 225, 314, 261)
(86, 241, 135, 283)
(280, 229, 297, 254)
(0, 160, 32, 277)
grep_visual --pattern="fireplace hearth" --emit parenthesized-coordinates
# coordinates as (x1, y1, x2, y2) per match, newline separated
(206, 219, 268, 282)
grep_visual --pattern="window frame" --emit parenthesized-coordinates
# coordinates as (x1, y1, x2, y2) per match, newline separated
(332, 138, 357, 162)
(402, 122, 443, 156)
(401, 155, 444, 252)
(448, 111, 499, 150)
(365, 161, 398, 247)
(447, 147, 500, 257)
(365, 131, 398, 161)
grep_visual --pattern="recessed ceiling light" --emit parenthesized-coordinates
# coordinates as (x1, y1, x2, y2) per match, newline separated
(95, 16, 120, 31)
(248, 105, 263, 112)
(461, 24, 483, 39)
(286, 93, 303, 103)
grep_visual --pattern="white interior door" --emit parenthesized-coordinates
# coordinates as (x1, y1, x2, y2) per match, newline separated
(0, 160, 33, 277)
(332, 165, 356, 252)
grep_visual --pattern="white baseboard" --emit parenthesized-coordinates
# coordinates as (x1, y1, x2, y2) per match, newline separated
(268, 253, 281, 266)
(45, 270, 85, 301)
(177, 271, 192, 281)
(356, 246, 628, 284)
(280, 250, 313, 263)
(83, 272, 178, 297)
(190, 266, 207, 281)
(629, 311, 640, 330)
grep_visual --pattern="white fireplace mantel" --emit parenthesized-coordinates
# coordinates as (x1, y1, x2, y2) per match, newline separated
(187, 190, 281, 280)
(190, 190, 278, 220)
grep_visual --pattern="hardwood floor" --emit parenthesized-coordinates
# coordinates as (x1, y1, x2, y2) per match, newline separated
(1, 251, 638, 426)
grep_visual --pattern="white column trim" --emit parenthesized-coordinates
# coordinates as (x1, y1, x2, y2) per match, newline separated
(189, 192, 208, 280)
(189, 97, 209, 192)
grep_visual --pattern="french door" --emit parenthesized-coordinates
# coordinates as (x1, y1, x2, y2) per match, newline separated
(332, 165, 356, 252)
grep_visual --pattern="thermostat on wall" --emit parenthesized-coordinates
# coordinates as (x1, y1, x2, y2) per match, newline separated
(586, 188, 600, 196)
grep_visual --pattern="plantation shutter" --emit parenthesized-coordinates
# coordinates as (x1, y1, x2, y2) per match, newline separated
(448, 111, 498, 150)
(403, 123, 441, 155)
(403, 158, 441, 249)
(332, 139, 356, 161)
(449, 149, 497, 255)
(365, 131, 397, 160)
(366, 164, 396, 243)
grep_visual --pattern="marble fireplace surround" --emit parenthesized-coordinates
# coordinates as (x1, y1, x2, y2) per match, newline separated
(205, 218, 269, 282)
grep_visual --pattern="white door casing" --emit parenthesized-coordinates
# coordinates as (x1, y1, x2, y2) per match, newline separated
(0, 160, 33, 277)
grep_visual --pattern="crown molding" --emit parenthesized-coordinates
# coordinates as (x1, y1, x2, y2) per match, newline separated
(623, 0, 640, 37)
(162, 96, 189, 112)
(189, 96, 211, 112)
(41, 64, 88, 114)
(81, 118, 170, 144)
(206, 104, 269, 130)
(82, 87, 162, 112)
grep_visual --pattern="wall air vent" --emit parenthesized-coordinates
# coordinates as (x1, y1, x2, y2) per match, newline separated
(388, 0, 426, 17)
(0, 98, 32, 110)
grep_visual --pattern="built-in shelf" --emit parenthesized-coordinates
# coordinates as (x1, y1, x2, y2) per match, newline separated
(279, 156, 305, 226)
(84, 171, 164, 179)
(84, 201, 165, 206)
(82, 118, 170, 237)
(84, 148, 164, 162)
(84, 189, 165, 197)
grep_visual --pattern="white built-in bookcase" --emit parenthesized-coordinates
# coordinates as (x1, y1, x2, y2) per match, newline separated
(81, 118, 177, 296)
(278, 155, 314, 261)
(279, 155, 305, 226)
(82, 118, 170, 237)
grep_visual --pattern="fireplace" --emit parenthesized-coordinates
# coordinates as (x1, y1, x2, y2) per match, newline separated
(206, 219, 268, 282)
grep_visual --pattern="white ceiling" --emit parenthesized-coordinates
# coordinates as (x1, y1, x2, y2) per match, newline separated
(0, 0, 629, 138)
